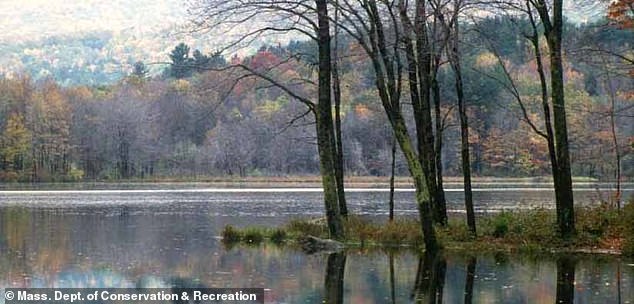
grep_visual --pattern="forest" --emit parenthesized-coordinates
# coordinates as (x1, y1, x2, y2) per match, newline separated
(0, 15, 631, 183)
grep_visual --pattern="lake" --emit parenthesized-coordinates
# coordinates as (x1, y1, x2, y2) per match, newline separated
(0, 182, 632, 303)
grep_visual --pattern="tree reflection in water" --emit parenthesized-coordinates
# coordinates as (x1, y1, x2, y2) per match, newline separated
(324, 252, 346, 304)
(412, 250, 446, 303)
(464, 256, 477, 304)
(556, 255, 576, 304)
(389, 251, 396, 304)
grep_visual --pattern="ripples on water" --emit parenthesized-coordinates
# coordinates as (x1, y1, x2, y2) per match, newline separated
(0, 182, 631, 216)
(0, 183, 632, 302)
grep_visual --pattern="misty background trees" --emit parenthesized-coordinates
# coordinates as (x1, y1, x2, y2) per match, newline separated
(0, 15, 631, 183)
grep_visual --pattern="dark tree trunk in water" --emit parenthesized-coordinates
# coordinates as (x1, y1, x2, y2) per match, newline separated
(449, 20, 476, 235)
(324, 252, 346, 304)
(413, 249, 446, 303)
(316, 0, 344, 240)
(389, 137, 396, 221)
(464, 257, 476, 304)
(389, 252, 396, 304)
(332, 6, 347, 217)
(555, 255, 576, 304)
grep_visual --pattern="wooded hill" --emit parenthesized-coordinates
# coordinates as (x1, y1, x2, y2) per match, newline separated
(0, 16, 632, 182)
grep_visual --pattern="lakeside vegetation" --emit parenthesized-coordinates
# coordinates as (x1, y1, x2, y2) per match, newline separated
(0, 175, 619, 186)
(222, 199, 634, 255)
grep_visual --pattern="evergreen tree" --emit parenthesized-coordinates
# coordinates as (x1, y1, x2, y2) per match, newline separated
(169, 43, 193, 79)
(132, 61, 149, 78)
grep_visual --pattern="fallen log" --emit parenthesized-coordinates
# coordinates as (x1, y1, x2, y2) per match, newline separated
(298, 235, 344, 254)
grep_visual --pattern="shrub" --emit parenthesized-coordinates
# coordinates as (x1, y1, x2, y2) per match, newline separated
(66, 167, 85, 181)
(222, 225, 241, 243)
(286, 219, 327, 237)
(0, 171, 19, 182)
(574, 205, 621, 246)
(515, 209, 557, 244)
(378, 219, 422, 246)
(621, 199, 634, 256)
(491, 212, 511, 238)
(242, 228, 265, 245)
(439, 219, 474, 242)
(270, 229, 287, 244)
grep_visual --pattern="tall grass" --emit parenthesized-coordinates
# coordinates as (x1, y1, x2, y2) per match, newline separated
(222, 203, 633, 254)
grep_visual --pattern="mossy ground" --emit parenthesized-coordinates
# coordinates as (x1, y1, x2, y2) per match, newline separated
(222, 201, 634, 255)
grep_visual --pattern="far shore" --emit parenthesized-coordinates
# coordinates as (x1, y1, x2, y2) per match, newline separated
(1, 175, 630, 188)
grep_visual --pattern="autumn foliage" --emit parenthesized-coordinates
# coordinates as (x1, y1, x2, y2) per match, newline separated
(608, 0, 634, 29)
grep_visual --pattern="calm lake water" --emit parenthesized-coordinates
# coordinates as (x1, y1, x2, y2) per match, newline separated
(0, 182, 633, 303)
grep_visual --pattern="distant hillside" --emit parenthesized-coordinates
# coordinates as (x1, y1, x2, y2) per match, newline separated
(0, 0, 610, 86)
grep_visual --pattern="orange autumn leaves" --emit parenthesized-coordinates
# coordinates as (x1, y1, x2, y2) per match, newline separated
(608, 0, 634, 29)
(608, 1, 634, 77)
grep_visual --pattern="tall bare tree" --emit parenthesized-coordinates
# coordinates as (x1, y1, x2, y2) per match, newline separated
(316, 0, 346, 238)
(333, 0, 439, 250)
(475, 0, 575, 238)
(332, 2, 348, 217)
(446, 0, 476, 235)
(399, 0, 447, 225)
(530, 0, 575, 237)
(188, 0, 345, 239)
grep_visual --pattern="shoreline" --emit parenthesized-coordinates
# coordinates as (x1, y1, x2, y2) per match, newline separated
(221, 205, 633, 257)
(0, 175, 630, 189)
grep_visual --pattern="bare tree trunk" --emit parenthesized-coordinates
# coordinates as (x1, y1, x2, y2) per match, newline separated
(332, 3, 348, 218)
(526, 6, 560, 215)
(341, 0, 438, 250)
(611, 103, 621, 210)
(416, 0, 442, 226)
(534, 0, 575, 238)
(316, 0, 344, 240)
(456, 66, 475, 236)
(389, 136, 397, 222)
(432, 62, 447, 223)
(399, 0, 444, 226)
(392, 113, 439, 251)
(604, 67, 622, 209)
(449, 19, 476, 235)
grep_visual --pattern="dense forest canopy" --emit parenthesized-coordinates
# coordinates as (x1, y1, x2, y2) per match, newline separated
(0, 15, 632, 182)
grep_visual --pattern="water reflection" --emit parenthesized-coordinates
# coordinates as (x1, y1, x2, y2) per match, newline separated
(324, 252, 346, 304)
(2, 184, 632, 217)
(556, 255, 576, 304)
(412, 250, 446, 303)
(464, 256, 476, 304)
(1, 206, 633, 303)
(389, 252, 396, 304)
